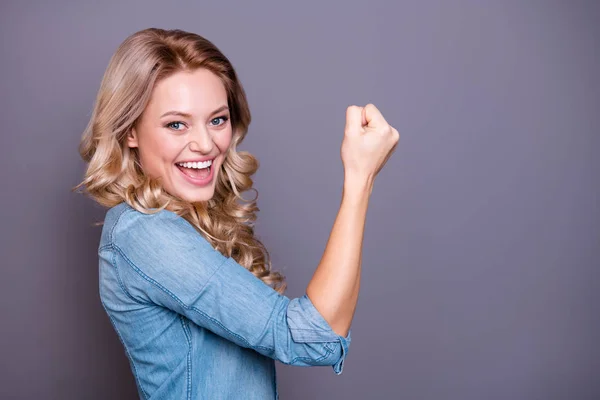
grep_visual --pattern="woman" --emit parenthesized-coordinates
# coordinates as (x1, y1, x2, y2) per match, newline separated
(77, 27, 399, 399)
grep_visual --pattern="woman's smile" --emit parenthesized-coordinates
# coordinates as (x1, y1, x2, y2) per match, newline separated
(174, 156, 217, 186)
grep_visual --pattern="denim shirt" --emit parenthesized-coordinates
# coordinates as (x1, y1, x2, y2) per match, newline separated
(98, 202, 351, 399)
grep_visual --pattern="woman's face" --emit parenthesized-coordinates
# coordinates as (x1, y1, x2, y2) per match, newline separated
(128, 68, 232, 203)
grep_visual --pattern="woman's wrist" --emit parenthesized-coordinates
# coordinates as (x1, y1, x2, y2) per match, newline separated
(342, 173, 374, 201)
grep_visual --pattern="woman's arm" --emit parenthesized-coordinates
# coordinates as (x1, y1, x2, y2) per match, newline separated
(104, 204, 351, 374)
(306, 177, 371, 338)
(306, 104, 400, 338)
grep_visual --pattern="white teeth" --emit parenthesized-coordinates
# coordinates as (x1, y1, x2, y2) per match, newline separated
(177, 159, 213, 169)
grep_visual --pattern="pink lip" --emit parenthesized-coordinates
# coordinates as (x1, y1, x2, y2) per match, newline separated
(175, 161, 216, 187)
(176, 156, 216, 163)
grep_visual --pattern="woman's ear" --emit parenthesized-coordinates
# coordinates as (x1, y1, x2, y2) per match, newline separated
(127, 127, 139, 148)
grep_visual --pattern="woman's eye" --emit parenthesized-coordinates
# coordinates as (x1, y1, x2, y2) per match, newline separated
(166, 121, 186, 130)
(210, 116, 229, 127)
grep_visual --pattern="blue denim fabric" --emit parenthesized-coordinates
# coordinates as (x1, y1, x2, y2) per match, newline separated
(98, 202, 351, 399)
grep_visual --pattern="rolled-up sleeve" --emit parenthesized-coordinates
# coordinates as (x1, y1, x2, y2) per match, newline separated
(287, 294, 351, 374)
(108, 207, 351, 374)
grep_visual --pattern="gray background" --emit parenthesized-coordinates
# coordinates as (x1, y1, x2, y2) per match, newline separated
(0, 1, 598, 399)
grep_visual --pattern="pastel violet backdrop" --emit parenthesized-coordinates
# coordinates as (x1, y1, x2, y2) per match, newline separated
(0, 1, 598, 399)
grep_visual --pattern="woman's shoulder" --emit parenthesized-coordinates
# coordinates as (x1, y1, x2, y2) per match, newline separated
(100, 202, 196, 249)
(104, 202, 179, 227)
(98, 202, 227, 275)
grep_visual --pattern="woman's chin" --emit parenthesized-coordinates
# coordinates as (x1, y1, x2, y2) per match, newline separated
(175, 188, 215, 203)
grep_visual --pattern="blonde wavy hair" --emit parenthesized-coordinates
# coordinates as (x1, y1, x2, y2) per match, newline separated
(76, 27, 286, 294)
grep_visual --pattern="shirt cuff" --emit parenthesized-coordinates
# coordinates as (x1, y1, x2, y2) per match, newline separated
(331, 328, 351, 375)
(287, 294, 352, 374)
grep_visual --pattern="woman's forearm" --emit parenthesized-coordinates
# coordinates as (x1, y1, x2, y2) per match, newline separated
(305, 175, 373, 337)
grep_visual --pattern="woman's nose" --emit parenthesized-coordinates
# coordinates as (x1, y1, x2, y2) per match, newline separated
(187, 127, 214, 153)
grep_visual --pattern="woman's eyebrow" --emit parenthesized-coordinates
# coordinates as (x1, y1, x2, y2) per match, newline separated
(209, 105, 230, 116)
(160, 105, 229, 119)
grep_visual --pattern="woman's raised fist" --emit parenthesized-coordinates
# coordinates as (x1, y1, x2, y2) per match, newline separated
(341, 103, 400, 184)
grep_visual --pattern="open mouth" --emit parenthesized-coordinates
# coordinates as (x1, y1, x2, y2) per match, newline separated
(175, 159, 213, 182)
